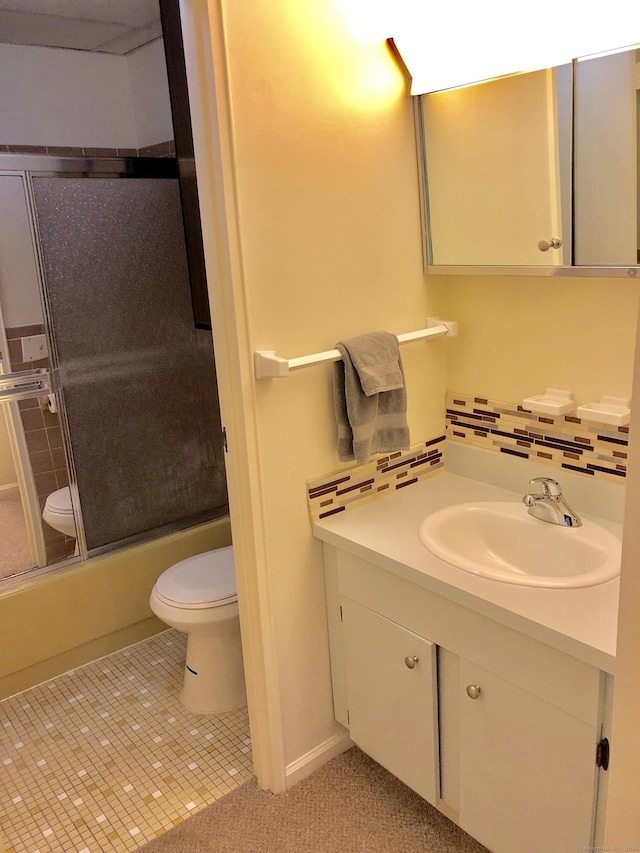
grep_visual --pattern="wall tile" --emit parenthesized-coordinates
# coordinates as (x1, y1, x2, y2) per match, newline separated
(46, 145, 84, 157)
(82, 147, 119, 158)
(7, 339, 23, 363)
(45, 426, 63, 450)
(138, 141, 173, 157)
(3, 142, 175, 159)
(34, 471, 58, 498)
(20, 407, 45, 432)
(307, 436, 446, 522)
(6, 144, 47, 154)
(30, 449, 55, 475)
(446, 391, 630, 484)
(307, 388, 631, 522)
(5, 325, 71, 565)
(25, 429, 49, 454)
(6, 323, 44, 340)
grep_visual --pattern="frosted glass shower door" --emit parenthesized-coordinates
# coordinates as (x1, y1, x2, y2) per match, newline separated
(30, 176, 227, 553)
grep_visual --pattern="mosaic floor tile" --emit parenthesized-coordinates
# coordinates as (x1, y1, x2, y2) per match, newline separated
(0, 630, 253, 853)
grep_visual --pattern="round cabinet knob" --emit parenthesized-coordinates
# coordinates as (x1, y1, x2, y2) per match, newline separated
(404, 656, 419, 669)
(538, 237, 562, 252)
(466, 684, 482, 700)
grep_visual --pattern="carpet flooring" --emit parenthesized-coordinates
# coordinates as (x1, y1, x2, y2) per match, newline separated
(137, 746, 490, 853)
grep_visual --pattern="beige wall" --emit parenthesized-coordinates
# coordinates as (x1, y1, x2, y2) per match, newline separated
(0, 0, 634, 829)
(444, 274, 640, 404)
(215, 0, 448, 771)
(0, 516, 231, 699)
(191, 0, 640, 799)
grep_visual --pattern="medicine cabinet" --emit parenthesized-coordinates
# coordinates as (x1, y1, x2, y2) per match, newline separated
(418, 46, 639, 276)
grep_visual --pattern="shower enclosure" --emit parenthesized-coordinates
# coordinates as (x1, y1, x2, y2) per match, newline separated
(0, 154, 227, 581)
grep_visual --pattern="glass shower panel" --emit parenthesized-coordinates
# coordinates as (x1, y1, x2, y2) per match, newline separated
(30, 176, 227, 553)
(0, 171, 71, 573)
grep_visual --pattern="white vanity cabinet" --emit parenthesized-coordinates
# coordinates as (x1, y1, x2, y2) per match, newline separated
(341, 598, 439, 804)
(455, 658, 599, 851)
(324, 545, 611, 853)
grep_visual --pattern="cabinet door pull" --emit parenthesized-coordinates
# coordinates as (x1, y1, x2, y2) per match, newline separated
(404, 656, 419, 669)
(466, 684, 482, 700)
(538, 237, 562, 252)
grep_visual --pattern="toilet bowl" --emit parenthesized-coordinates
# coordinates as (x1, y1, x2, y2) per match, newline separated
(149, 545, 246, 715)
(42, 486, 77, 539)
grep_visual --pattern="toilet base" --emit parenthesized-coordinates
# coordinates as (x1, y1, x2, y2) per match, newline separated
(181, 625, 246, 715)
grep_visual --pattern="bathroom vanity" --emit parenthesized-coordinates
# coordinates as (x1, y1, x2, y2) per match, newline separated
(313, 470, 620, 853)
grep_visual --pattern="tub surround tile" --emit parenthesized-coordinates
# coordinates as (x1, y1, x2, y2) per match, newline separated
(3, 144, 48, 155)
(138, 141, 176, 158)
(5, 324, 45, 341)
(2, 142, 175, 159)
(18, 407, 45, 432)
(5, 325, 73, 567)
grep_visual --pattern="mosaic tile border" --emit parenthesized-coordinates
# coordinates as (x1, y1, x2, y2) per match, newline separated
(307, 437, 446, 523)
(446, 391, 630, 484)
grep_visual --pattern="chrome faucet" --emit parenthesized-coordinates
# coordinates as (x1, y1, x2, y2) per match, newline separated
(523, 477, 582, 527)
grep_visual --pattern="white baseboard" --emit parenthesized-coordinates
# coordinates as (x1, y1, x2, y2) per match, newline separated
(285, 730, 352, 789)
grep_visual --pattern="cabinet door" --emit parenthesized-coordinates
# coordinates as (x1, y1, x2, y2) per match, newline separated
(341, 597, 439, 805)
(459, 659, 597, 853)
(422, 67, 565, 266)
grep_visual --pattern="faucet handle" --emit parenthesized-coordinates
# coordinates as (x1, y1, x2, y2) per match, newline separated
(529, 477, 562, 496)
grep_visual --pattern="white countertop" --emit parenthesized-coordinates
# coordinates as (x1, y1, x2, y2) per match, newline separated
(313, 471, 621, 673)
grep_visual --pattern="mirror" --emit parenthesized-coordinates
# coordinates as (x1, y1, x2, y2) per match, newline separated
(419, 46, 639, 271)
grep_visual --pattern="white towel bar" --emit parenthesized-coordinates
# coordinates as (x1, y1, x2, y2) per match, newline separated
(254, 317, 458, 379)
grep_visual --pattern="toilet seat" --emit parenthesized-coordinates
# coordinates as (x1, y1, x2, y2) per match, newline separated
(155, 546, 237, 609)
(44, 486, 74, 517)
(42, 486, 77, 539)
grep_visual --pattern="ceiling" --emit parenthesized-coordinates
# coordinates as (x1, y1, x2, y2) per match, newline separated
(0, 0, 162, 55)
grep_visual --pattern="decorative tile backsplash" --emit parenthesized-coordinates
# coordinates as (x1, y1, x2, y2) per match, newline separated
(307, 436, 445, 522)
(307, 389, 630, 523)
(446, 391, 629, 483)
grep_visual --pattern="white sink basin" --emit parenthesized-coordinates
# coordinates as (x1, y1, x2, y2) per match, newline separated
(418, 501, 621, 588)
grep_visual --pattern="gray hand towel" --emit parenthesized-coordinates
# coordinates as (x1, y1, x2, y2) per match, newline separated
(333, 331, 410, 465)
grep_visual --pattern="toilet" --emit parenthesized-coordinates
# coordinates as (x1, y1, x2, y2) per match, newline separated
(149, 545, 246, 715)
(43, 486, 78, 549)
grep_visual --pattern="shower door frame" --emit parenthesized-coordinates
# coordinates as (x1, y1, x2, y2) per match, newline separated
(0, 274, 47, 571)
(0, 154, 194, 577)
(0, 167, 62, 575)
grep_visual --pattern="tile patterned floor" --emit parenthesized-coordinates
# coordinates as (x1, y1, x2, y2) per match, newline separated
(0, 630, 253, 853)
